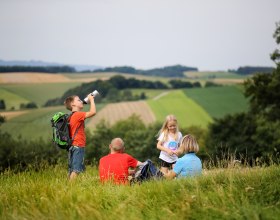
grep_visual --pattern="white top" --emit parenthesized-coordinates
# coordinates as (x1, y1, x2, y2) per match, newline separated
(158, 132, 183, 163)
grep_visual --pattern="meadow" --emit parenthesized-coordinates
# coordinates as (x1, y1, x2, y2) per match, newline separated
(0, 164, 279, 220)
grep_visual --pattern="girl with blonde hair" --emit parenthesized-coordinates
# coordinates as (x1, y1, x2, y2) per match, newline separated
(156, 115, 182, 173)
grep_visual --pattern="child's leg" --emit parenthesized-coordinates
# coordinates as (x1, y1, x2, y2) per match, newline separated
(69, 147, 85, 181)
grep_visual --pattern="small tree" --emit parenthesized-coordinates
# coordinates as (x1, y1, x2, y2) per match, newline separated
(0, 100, 6, 110)
(0, 115, 6, 125)
(20, 102, 38, 109)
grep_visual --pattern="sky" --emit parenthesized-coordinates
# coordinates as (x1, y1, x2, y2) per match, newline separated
(0, 0, 279, 71)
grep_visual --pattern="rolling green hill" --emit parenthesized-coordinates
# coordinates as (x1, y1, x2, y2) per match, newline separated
(147, 90, 213, 128)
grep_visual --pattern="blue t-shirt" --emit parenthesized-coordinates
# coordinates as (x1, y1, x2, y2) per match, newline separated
(173, 153, 202, 178)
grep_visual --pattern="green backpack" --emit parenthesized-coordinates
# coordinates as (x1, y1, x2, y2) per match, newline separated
(51, 112, 80, 150)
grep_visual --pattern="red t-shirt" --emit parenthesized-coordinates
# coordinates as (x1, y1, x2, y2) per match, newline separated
(99, 153, 138, 184)
(69, 112, 86, 147)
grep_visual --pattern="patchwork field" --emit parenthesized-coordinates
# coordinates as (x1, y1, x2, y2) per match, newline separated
(0, 72, 250, 140)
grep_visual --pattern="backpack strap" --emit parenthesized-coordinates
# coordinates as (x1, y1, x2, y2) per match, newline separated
(68, 112, 83, 146)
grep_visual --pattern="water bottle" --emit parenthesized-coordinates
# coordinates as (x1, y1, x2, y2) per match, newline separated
(83, 90, 99, 104)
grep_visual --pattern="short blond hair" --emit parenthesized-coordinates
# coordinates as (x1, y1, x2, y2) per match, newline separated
(110, 138, 124, 152)
(64, 95, 76, 111)
(178, 134, 199, 154)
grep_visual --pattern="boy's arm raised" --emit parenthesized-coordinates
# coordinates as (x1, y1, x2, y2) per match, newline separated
(85, 95, 96, 118)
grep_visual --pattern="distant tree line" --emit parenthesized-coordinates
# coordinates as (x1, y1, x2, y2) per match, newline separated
(169, 79, 201, 88)
(228, 66, 274, 75)
(93, 65, 198, 77)
(0, 66, 76, 73)
(0, 64, 197, 77)
(44, 75, 202, 106)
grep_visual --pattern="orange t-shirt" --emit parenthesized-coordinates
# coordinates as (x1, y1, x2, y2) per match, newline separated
(99, 153, 138, 184)
(69, 112, 86, 147)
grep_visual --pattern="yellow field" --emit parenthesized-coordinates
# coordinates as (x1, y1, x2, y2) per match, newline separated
(0, 72, 106, 84)
(211, 78, 245, 84)
(0, 110, 29, 120)
(87, 101, 156, 128)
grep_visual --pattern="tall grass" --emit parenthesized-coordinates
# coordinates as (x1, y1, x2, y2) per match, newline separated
(1, 163, 279, 220)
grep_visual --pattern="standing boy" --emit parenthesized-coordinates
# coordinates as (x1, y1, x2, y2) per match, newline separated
(64, 94, 96, 181)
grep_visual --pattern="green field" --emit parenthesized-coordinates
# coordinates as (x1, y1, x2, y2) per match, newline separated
(1, 82, 82, 107)
(184, 86, 249, 119)
(147, 90, 213, 128)
(0, 165, 279, 220)
(1, 104, 105, 141)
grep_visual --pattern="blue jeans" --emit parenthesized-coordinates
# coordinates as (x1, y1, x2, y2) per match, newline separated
(68, 146, 85, 175)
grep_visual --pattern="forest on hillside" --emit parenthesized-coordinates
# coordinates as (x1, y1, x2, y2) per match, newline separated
(44, 75, 203, 107)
